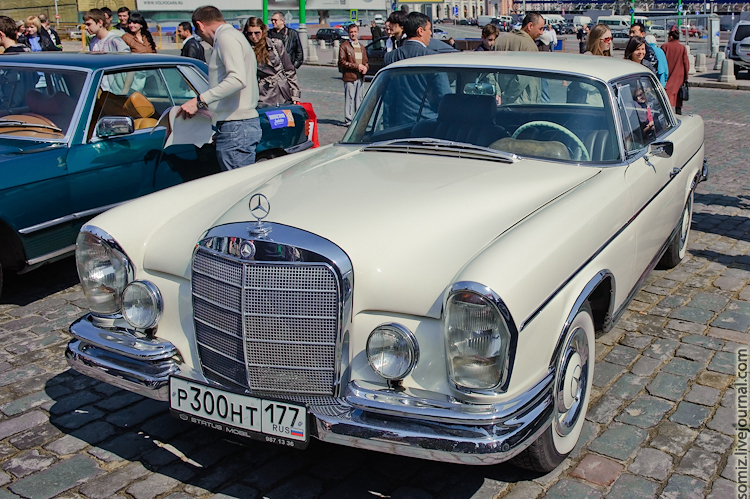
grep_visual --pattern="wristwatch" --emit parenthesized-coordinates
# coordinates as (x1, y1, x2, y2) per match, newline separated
(197, 95, 208, 110)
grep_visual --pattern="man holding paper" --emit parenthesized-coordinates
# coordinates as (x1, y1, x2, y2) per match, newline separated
(179, 5, 261, 170)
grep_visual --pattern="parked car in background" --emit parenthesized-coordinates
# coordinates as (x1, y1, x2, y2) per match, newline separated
(365, 36, 458, 75)
(726, 20, 750, 77)
(433, 27, 449, 40)
(612, 30, 630, 50)
(0, 53, 316, 298)
(314, 27, 349, 44)
(373, 14, 384, 27)
(66, 52, 705, 473)
(649, 25, 666, 38)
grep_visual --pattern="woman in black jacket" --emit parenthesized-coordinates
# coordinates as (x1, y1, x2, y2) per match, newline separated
(23, 16, 60, 51)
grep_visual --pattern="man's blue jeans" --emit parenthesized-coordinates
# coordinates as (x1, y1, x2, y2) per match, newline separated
(215, 117, 262, 171)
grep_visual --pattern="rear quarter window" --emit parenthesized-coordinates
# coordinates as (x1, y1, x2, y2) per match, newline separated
(734, 25, 750, 41)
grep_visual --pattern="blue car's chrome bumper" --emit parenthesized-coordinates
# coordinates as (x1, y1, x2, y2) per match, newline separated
(66, 313, 553, 465)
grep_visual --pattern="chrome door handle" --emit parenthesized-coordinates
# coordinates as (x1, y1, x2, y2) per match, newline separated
(670, 167, 681, 179)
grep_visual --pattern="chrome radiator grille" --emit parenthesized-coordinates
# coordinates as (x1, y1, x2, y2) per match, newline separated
(192, 247, 340, 395)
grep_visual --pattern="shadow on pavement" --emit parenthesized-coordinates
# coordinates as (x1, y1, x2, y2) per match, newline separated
(45, 370, 543, 497)
(1, 257, 80, 308)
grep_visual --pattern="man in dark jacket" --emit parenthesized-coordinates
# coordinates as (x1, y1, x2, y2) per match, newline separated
(38, 14, 61, 47)
(370, 20, 383, 40)
(177, 22, 205, 61)
(384, 12, 433, 65)
(383, 13, 449, 126)
(629, 22, 658, 72)
(268, 11, 304, 69)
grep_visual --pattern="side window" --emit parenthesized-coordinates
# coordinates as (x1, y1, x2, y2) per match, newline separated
(160, 67, 199, 105)
(370, 38, 385, 50)
(616, 76, 671, 154)
(89, 68, 171, 139)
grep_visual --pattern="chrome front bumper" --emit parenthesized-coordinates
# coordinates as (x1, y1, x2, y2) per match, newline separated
(66, 313, 553, 465)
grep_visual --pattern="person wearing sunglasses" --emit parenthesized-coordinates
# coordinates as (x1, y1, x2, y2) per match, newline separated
(584, 24, 612, 56)
(243, 17, 301, 107)
(268, 11, 304, 69)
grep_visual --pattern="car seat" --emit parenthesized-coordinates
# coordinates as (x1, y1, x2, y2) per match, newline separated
(411, 94, 507, 147)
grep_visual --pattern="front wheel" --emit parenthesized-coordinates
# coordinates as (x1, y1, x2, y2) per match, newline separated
(658, 192, 693, 269)
(511, 305, 595, 472)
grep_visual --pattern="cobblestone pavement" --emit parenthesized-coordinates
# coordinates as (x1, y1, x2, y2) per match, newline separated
(0, 79, 748, 498)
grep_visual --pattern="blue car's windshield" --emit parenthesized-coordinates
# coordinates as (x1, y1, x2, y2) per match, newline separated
(0, 66, 87, 139)
(341, 67, 622, 163)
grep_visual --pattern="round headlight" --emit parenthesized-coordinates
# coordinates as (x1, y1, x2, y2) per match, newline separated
(121, 281, 163, 330)
(75, 228, 132, 316)
(366, 323, 419, 381)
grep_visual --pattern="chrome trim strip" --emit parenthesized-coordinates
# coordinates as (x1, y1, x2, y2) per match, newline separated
(19, 201, 128, 235)
(520, 143, 703, 331)
(443, 281, 518, 395)
(194, 317, 244, 340)
(246, 364, 334, 371)
(248, 338, 336, 346)
(26, 244, 76, 266)
(69, 314, 177, 361)
(197, 342, 248, 364)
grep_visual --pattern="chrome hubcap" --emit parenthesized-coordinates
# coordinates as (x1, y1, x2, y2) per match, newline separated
(554, 326, 590, 437)
(679, 202, 691, 250)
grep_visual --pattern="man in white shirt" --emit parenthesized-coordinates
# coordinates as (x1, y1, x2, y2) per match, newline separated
(84, 9, 129, 53)
(179, 6, 261, 170)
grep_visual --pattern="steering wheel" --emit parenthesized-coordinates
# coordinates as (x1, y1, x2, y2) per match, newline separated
(512, 121, 590, 162)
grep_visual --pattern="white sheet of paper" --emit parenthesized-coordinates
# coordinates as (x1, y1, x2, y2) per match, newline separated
(154, 106, 214, 149)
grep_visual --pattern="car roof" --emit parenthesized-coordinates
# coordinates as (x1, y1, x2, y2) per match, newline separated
(0, 52, 204, 72)
(386, 51, 650, 82)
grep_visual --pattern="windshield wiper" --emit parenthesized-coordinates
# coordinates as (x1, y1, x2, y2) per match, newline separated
(0, 119, 62, 133)
(363, 138, 516, 163)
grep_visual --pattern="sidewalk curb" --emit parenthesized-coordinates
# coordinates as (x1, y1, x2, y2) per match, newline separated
(690, 80, 749, 90)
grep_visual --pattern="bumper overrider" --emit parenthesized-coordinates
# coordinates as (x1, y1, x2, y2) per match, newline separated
(66, 313, 554, 465)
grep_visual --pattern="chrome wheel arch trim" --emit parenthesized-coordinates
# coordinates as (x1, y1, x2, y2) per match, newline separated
(549, 270, 615, 371)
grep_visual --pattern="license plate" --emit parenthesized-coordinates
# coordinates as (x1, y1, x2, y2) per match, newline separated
(169, 377, 308, 449)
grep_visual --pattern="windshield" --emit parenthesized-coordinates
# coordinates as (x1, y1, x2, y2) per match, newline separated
(342, 67, 620, 163)
(0, 66, 87, 139)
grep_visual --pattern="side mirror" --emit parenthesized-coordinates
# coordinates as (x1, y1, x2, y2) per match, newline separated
(649, 140, 674, 158)
(95, 116, 134, 139)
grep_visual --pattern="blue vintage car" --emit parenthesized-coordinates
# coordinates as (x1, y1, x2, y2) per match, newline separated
(0, 53, 314, 297)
